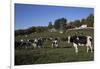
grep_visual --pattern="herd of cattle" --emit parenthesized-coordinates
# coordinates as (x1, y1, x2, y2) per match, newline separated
(15, 37, 58, 49)
(15, 35, 93, 53)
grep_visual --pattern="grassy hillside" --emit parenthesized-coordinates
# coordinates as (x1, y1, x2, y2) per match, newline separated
(15, 29, 94, 65)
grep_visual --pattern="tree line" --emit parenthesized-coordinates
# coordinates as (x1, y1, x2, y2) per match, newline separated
(15, 14, 94, 36)
(48, 14, 94, 29)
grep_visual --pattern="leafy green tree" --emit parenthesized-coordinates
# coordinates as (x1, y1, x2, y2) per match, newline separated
(86, 14, 94, 27)
(73, 20, 81, 27)
(72, 14, 94, 27)
(27, 26, 36, 34)
(54, 18, 67, 30)
(48, 22, 53, 29)
(36, 26, 48, 33)
(66, 22, 75, 29)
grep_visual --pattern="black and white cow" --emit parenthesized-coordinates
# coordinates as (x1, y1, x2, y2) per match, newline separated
(32, 38, 38, 48)
(15, 41, 22, 49)
(27, 39, 36, 48)
(15, 39, 32, 49)
(67, 35, 93, 53)
(52, 38, 59, 48)
(29, 38, 44, 48)
(27, 37, 44, 48)
(37, 38, 44, 48)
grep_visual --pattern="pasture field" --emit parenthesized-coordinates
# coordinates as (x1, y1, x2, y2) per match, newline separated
(15, 29, 94, 65)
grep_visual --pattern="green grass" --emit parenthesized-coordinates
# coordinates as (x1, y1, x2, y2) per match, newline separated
(15, 29, 94, 65)
(15, 29, 94, 41)
(15, 47, 94, 65)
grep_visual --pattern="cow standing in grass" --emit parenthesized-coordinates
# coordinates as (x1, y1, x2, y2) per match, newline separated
(67, 35, 93, 54)
(37, 38, 44, 48)
(32, 38, 38, 48)
(27, 38, 44, 48)
(27, 38, 38, 48)
(15, 39, 32, 49)
(52, 38, 59, 48)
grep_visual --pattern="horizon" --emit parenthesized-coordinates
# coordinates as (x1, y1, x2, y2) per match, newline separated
(15, 3, 94, 30)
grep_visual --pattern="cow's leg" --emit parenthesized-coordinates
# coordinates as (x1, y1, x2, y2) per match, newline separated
(86, 46, 89, 53)
(86, 42, 93, 53)
(52, 44, 54, 48)
(25, 46, 27, 49)
(68, 36, 70, 43)
(41, 45, 43, 48)
(89, 45, 93, 53)
(86, 36, 93, 53)
(32, 43, 36, 48)
(25, 43, 28, 49)
(38, 45, 41, 48)
(55, 44, 58, 48)
(90, 46, 93, 53)
(73, 43, 78, 54)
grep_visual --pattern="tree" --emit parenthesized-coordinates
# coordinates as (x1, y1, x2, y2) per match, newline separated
(15, 29, 27, 36)
(81, 19, 86, 24)
(27, 26, 36, 34)
(66, 22, 75, 29)
(54, 18, 67, 30)
(86, 14, 94, 27)
(48, 22, 53, 29)
(80, 14, 94, 27)
(35, 26, 48, 33)
(71, 14, 94, 27)
(73, 20, 81, 27)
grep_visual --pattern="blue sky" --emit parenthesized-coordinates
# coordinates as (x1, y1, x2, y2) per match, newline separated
(15, 3, 94, 30)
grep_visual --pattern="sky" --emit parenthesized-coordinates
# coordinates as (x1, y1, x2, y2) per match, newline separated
(15, 3, 94, 30)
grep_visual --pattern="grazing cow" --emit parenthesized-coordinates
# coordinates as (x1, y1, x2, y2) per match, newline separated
(67, 35, 93, 53)
(32, 38, 38, 48)
(23, 41, 32, 49)
(15, 39, 24, 48)
(37, 38, 44, 48)
(27, 38, 38, 48)
(27, 38, 44, 48)
(20, 39, 24, 42)
(15, 40, 32, 49)
(52, 38, 59, 48)
(15, 41, 22, 49)
(27, 39, 36, 48)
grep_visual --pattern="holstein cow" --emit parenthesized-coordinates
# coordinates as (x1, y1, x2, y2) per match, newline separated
(15, 39, 32, 49)
(67, 35, 93, 54)
(27, 39, 36, 48)
(15, 41, 22, 49)
(21, 39, 32, 49)
(52, 38, 59, 48)
(27, 38, 44, 48)
(27, 38, 38, 48)
(33, 38, 38, 48)
(37, 38, 44, 48)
